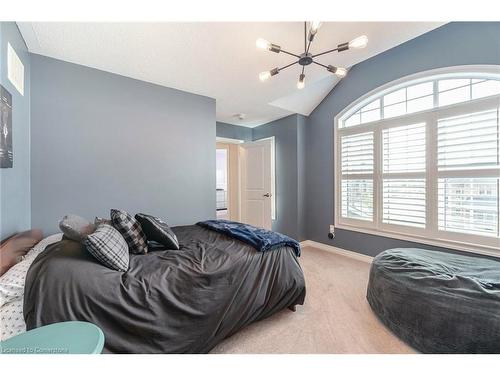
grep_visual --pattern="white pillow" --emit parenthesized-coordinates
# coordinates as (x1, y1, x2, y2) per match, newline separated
(0, 233, 62, 340)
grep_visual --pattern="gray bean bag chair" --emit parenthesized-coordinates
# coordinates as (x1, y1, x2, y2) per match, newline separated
(367, 248, 500, 353)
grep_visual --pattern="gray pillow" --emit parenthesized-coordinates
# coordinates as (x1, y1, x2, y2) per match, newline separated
(94, 216, 112, 226)
(59, 214, 96, 242)
(135, 213, 180, 250)
(84, 224, 129, 272)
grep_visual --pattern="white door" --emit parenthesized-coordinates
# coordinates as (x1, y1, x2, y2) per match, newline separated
(240, 138, 274, 230)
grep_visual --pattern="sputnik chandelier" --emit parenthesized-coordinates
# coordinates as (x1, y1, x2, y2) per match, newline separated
(256, 22, 368, 89)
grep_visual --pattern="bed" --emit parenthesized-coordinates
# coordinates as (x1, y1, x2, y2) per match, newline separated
(22, 225, 306, 353)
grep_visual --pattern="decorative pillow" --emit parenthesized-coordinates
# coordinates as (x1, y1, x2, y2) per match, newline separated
(59, 214, 96, 242)
(135, 213, 180, 250)
(110, 209, 148, 254)
(84, 224, 129, 272)
(94, 216, 111, 226)
(0, 229, 44, 277)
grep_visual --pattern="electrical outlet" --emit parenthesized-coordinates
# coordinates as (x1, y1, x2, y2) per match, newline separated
(328, 225, 335, 239)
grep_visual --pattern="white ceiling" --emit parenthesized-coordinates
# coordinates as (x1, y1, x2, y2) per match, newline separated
(18, 22, 445, 127)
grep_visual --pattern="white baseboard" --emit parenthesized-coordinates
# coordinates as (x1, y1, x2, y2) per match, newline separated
(300, 240, 373, 264)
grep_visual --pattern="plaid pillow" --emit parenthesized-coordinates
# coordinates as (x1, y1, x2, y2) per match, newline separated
(135, 213, 180, 250)
(85, 224, 129, 272)
(110, 209, 148, 254)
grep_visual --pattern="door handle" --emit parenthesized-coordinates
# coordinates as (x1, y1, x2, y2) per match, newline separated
(263, 192, 272, 197)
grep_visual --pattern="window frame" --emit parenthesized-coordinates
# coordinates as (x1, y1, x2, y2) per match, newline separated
(334, 65, 500, 257)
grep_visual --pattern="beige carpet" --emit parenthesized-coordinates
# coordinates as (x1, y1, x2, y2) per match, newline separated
(211, 245, 414, 354)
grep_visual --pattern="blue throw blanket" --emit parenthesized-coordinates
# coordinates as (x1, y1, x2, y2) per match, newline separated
(197, 220, 301, 257)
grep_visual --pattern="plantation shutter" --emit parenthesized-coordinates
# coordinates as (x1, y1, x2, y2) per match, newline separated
(437, 109, 500, 237)
(340, 132, 374, 221)
(382, 123, 426, 228)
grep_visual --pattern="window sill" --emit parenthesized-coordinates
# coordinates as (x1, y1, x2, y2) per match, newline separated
(335, 223, 500, 259)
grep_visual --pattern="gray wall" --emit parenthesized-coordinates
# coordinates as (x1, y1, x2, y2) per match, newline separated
(216, 121, 252, 141)
(0, 22, 31, 240)
(30, 54, 216, 234)
(304, 22, 500, 257)
(296, 115, 307, 241)
(252, 114, 306, 240)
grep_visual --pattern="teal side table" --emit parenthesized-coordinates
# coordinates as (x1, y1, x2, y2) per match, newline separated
(0, 321, 105, 354)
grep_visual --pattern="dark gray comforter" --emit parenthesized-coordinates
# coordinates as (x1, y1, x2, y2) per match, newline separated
(24, 225, 306, 353)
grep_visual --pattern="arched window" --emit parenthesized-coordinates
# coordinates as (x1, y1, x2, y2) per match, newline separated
(334, 66, 500, 255)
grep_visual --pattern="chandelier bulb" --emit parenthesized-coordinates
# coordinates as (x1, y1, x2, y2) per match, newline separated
(256, 38, 281, 53)
(256, 38, 271, 50)
(327, 65, 347, 77)
(259, 71, 271, 81)
(259, 68, 279, 82)
(310, 21, 322, 35)
(297, 74, 305, 89)
(348, 35, 368, 49)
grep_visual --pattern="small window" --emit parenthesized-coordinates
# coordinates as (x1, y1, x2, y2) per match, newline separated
(340, 131, 374, 222)
(341, 132, 374, 174)
(438, 109, 499, 171)
(7, 43, 25, 96)
(343, 100, 381, 127)
(438, 79, 471, 106)
(438, 178, 498, 237)
(383, 179, 426, 228)
(341, 179, 373, 221)
(384, 88, 406, 106)
(407, 82, 433, 100)
(383, 123, 426, 174)
(472, 79, 500, 100)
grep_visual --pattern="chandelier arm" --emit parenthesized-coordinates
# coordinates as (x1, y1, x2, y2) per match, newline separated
(304, 22, 307, 52)
(301, 65, 305, 75)
(312, 61, 328, 69)
(305, 39, 312, 55)
(311, 48, 339, 58)
(281, 49, 301, 58)
(278, 60, 299, 72)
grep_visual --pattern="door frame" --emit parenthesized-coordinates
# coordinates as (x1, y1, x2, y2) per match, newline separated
(216, 142, 231, 219)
